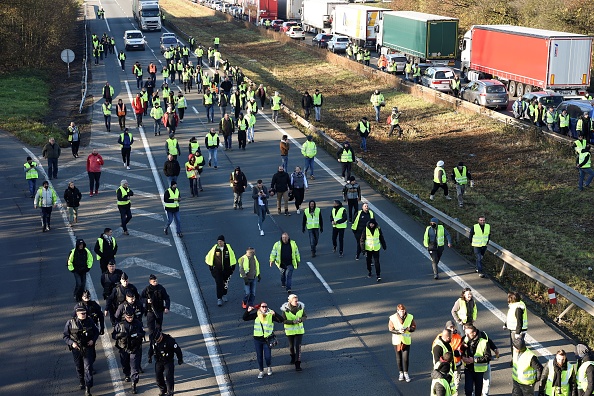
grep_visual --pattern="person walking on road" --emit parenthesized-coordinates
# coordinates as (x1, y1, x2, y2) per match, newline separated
(351, 203, 374, 260)
(269, 232, 301, 294)
(256, 84, 267, 110)
(101, 260, 123, 300)
(252, 180, 269, 236)
(163, 181, 183, 237)
(163, 154, 180, 185)
(243, 302, 284, 379)
(104, 273, 139, 325)
(539, 350, 576, 396)
(118, 128, 134, 170)
(290, 166, 308, 214)
(469, 216, 490, 277)
(141, 274, 171, 341)
(230, 166, 248, 210)
(114, 289, 145, 325)
(504, 292, 528, 356)
(511, 338, 542, 396)
(389, 304, 417, 383)
(205, 128, 220, 169)
(219, 113, 235, 151)
(185, 154, 200, 197)
(73, 290, 105, 337)
(271, 165, 292, 216)
(86, 149, 104, 197)
(462, 326, 499, 396)
(118, 50, 126, 71)
(279, 135, 290, 172)
(68, 122, 81, 158)
(343, 176, 361, 223)
(64, 306, 99, 396)
(271, 91, 282, 123)
(148, 330, 183, 396)
(132, 93, 144, 127)
(302, 200, 323, 258)
(24, 156, 39, 198)
(360, 218, 386, 281)
(102, 100, 112, 132)
(34, 180, 57, 232)
(312, 89, 323, 122)
(370, 90, 385, 122)
(116, 98, 127, 131)
(331, 199, 347, 257)
(162, 107, 179, 136)
(575, 344, 594, 396)
(452, 288, 477, 336)
(94, 228, 117, 274)
(150, 102, 164, 136)
(431, 160, 452, 200)
(116, 179, 134, 235)
(451, 162, 473, 208)
(577, 146, 594, 191)
(205, 235, 237, 307)
(68, 239, 93, 302)
(337, 141, 355, 182)
(281, 294, 307, 372)
(431, 352, 455, 396)
(423, 217, 452, 279)
(238, 247, 261, 309)
(114, 307, 145, 394)
(42, 137, 61, 180)
(236, 112, 248, 150)
(301, 135, 317, 180)
(64, 181, 82, 226)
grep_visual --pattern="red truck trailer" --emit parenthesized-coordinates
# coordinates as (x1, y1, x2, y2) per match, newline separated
(243, 0, 278, 24)
(461, 25, 592, 98)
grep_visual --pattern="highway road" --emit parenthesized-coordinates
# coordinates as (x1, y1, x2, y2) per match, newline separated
(0, 0, 579, 395)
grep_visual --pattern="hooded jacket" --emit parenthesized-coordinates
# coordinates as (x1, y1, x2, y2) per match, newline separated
(229, 167, 247, 194)
(68, 239, 93, 273)
(64, 185, 82, 207)
(360, 219, 386, 251)
(302, 200, 323, 232)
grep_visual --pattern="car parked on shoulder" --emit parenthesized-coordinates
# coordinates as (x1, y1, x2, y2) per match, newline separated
(124, 30, 146, 51)
(421, 66, 456, 92)
(555, 100, 594, 139)
(281, 21, 300, 32)
(271, 19, 284, 31)
(384, 54, 407, 74)
(312, 33, 333, 48)
(460, 79, 508, 110)
(286, 26, 305, 40)
(327, 35, 350, 53)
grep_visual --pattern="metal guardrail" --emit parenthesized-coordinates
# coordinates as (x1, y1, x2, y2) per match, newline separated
(164, 5, 594, 322)
(79, 5, 89, 113)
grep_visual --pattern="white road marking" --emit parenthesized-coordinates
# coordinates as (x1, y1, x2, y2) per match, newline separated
(113, 227, 172, 246)
(306, 261, 333, 293)
(103, 184, 158, 199)
(92, 142, 120, 150)
(182, 351, 208, 371)
(93, 204, 164, 221)
(118, 256, 181, 278)
(170, 302, 193, 319)
(104, 168, 152, 181)
(101, 155, 148, 168)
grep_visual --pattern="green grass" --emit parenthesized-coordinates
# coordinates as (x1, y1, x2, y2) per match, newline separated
(0, 70, 66, 146)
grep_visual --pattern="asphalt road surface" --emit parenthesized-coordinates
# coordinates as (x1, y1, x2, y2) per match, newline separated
(0, 1, 578, 395)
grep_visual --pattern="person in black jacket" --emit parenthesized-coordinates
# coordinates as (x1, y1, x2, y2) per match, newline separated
(576, 344, 594, 396)
(229, 166, 248, 210)
(113, 308, 145, 394)
(243, 303, 284, 378)
(64, 307, 100, 396)
(462, 326, 499, 396)
(163, 154, 181, 186)
(270, 166, 292, 216)
(301, 91, 313, 121)
(141, 274, 171, 341)
(104, 272, 139, 326)
(431, 353, 454, 396)
(114, 290, 145, 325)
(73, 290, 105, 336)
(148, 330, 183, 396)
(94, 228, 117, 273)
(64, 181, 82, 226)
(252, 180, 269, 236)
(68, 239, 93, 302)
(512, 338, 542, 396)
(101, 260, 123, 300)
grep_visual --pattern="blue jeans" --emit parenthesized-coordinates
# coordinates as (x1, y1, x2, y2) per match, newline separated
(308, 229, 319, 253)
(47, 158, 58, 178)
(243, 279, 257, 307)
(208, 148, 218, 167)
(224, 134, 232, 149)
(247, 126, 255, 142)
(165, 210, 181, 233)
(104, 114, 111, 131)
(360, 136, 367, 151)
(474, 246, 487, 274)
(304, 157, 315, 177)
(205, 105, 214, 122)
(280, 265, 294, 290)
(153, 118, 161, 135)
(27, 179, 37, 197)
(257, 205, 267, 229)
(374, 106, 381, 122)
(166, 175, 178, 186)
(578, 167, 594, 190)
(73, 271, 87, 301)
(281, 155, 288, 172)
(253, 338, 271, 371)
(314, 106, 321, 121)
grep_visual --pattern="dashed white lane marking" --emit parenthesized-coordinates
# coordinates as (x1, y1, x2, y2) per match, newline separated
(113, 228, 171, 246)
(103, 184, 158, 199)
(170, 302, 193, 319)
(92, 204, 164, 221)
(119, 256, 181, 278)
(101, 155, 148, 168)
(306, 261, 333, 294)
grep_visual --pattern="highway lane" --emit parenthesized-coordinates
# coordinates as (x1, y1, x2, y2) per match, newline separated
(0, 1, 580, 395)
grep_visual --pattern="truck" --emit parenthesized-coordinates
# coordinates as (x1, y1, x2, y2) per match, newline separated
(375, 11, 458, 65)
(331, 4, 389, 48)
(300, 0, 347, 34)
(132, 0, 162, 31)
(243, 0, 278, 25)
(461, 25, 593, 98)
(278, 0, 302, 21)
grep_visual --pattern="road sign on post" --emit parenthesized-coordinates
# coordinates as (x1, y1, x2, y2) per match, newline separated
(61, 49, 75, 78)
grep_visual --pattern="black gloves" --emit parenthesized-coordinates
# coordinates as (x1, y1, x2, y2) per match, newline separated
(178, 359, 183, 365)
(148, 357, 152, 364)
(99, 328, 105, 336)
(244, 278, 249, 285)
(257, 275, 261, 282)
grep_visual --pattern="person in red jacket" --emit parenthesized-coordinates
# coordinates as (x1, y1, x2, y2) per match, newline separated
(86, 149, 104, 196)
(132, 93, 144, 127)
(161, 107, 179, 135)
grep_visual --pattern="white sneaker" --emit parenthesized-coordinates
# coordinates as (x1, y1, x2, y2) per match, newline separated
(296, 209, 301, 214)
(267, 367, 272, 376)
(257, 371, 264, 379)
(260, 230, 264, 236)
(398, 372, 404, 381)
(445, 195, 452, 200)
(222, 295, 228, 302)
(126, 166, 130, 170)
(404, 372, 411, 382)
(429, 195, 434, 200)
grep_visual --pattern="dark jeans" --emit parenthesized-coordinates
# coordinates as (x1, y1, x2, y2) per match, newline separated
(308, 228, 319, 253)
(347, 199, 358, 222)
(257, 205, 267, 229)
(104, 114, 111, 131)
(118, 204, 132, 232)
(88, 172, 101, 193)
(253, 338, 271, 371)
(354, 231, 363, 258)
(27, 179, 37, 197)
(41, 206, 53, 228)
(73, 271, 87, 301)
(366, 250, 381, 277)
(428, 246, 445, 275)
(72, 347, 96, 387)
(135, 113, 143, 127)
(118, 115, 126, 130)
(71, 141, 80, 156)
(146, 311, 164, 341)
(293, 188, 305, 209)
(511, 381, 534, 396)
(47, 158, 58, 179)
(121, 148, 131, 166)
(238, 130, 247, 149)
(224, 134, 232, 149)
(155, 360, 175, 394)
(332, 228, 345, 253)
(303, 106, 311, 120)
(578, 167, 594, 190)
(288, 333, 304, 361)
(464, 368, 484, 396)
(212, 271, 230, 299)
(341, 162, 352, 182)
(394, 344, 410, 372)
(279, 265, 294, 290)
(474, 246, 488, 273)
(430, 182, 449, 196)
(189, 178, 199, 196)
(120, 349, 142, 383)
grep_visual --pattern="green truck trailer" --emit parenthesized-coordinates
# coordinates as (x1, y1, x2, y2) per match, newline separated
(375, 11, 458, 65)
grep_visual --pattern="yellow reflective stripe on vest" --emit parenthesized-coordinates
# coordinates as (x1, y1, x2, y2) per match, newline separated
(207, 134, 218, 146)
(434, 166, 446, 183)
(472, 337, 489, 372)
(332, 207, 347, 228)
(167, 139, 179, 156)
(253, 314, 274, 337)
(579, 151, 592, 168)
(390, 313, 413, 345)
(164, 188, 179, 208)
(365, 227, 381, 251)
(305, 207, 320, 229)
(453, 167, 467, 185)
(457, 298, 477, 323)
(471, 223, 490, 247)
(545, 360, 573, 396)
(512, 349, 537, 385)
(284, 309, 305, 335)
(341, 149, 353, 163)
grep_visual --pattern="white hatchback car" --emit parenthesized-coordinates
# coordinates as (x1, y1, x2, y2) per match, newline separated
(421, 66, 456, 92)
(287, 26, 305, 40)
(123, 30, 146, 51)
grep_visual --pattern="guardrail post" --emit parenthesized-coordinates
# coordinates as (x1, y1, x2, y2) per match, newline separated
(499, 262, 507, 277)
(557, 303, 575, 321)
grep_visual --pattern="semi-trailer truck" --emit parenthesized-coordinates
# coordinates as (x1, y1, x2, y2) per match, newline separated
(300, 0, 347, 34)
(461, 25, 593, 97)
(277, 0, 302, 21)
(132, 0, 162, 31)
(244, 0, 278, 24)
(331, 4, 388, 48)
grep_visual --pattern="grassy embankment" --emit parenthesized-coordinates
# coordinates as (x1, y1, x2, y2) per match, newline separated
(162, 0, 594, 342)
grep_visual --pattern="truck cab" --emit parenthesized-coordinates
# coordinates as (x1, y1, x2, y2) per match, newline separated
(133, 0, 162, 31)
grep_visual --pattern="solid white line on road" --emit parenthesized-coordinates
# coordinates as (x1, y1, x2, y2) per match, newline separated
(170, 301, 193, 319)
(124, 80, 233, 395)
(104, 168, 152, 181)
(101, 155, 148, 168)
(182, 351, 208, 371)
(23, 147, 126, 396)
(103, 184, 158, 199)
(92, 204, 164, 221)
(113, 227, 172, 246)
(306, 261, 334, 294)
(118, 256, 181, 278)
(192, 106, 199, 114)
(259, 109, 554, 359)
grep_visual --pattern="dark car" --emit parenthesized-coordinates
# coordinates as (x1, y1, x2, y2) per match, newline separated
(160, 36, 179, 54)
(555, 100, 594, 139)
(312, 33, 333, 48)
(521, 92, 563, 111)
(271, 19, 284, 32)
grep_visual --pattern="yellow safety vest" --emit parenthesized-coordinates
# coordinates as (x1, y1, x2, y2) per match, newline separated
(269, 240, 300, 269)
(332, 207, 347, 229)
(204, 93, 213, 105)
(390, 313, 413, 345)
(117, 186, 131, 205)
(340, 149, 353, 163)
(167, 139, 179, 156)
(24, 162, 38, 179)
(102, 103, 111, 116)
(464, 335, 488, 373)
(271, 96, 282, 111)
(190, 142, 200, 153)
(95, 237, 117, 260)
(301, 141, 317, 158)
(351, 210, 374, 231)
(424, 225, 445, 247)
(205, 244, 237, 266)
(207, 134, 218, 147)
(305, 207, 321, 229)
(284, 308, 305, 335)
(253, 313, 274, 337)
(164, 188, 179, 209)
(575, 139, 588, 154)
(545, 360, 573, 396)
(512, 349, 537, 385)
(434, 166, 446, 183)
(507, 301, 528, 331)
(559, 114, 570, 128)
(457, 298, 477, 323)
(453, 167, 467, 185)
(364, 227, 381, 251)
(577, 361, 594, 391)
(313, 93, 322, 106)
(579, 151, 592, 168)
(431, 378, 452, 396)
(238, 255, 260, 277)
(471, 223, 490, 247)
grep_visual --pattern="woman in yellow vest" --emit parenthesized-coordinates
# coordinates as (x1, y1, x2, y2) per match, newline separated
(539, 350, 577, 396)
(504, 292, 528, 358)
(281, 294, 307, 372)
(243, 302, 283, 379)
(388, 304, 417, 382)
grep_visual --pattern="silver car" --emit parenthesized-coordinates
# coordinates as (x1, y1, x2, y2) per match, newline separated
(461, 79, 509, 110)
(421, 66, 456, 92)
(385, 54, 407, 73)
(327, 35, 350, 53)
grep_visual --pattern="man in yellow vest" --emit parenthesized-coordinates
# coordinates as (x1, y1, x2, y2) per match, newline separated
(116, 179, 134, 235)
(539, 350, 577, 396)
(94, 228, 118, 273)
(312, 89, 323, 122)
(577, 146, 594, 191)
(67, 238, 94, 301)
(505, 292, 528, 359)
(452, 287, 477, 335)
(163, 181, 182, 238)
(281, 294, 307, 372)
(360, 218, 386, 281)
(469, 216, 490, 277)
(269, 232, 300, 295)
(24, 156, 39, 198)
(34, 180, 57, 231)
(337, 141, 355, 182)
(575, 344, 594, 396)
(450, 75, 461, 98)
(301, 135, 317, 180)
(370, 90, 385, 123)
(238, 247, 260, 309)
(559, 109, 570, 136)
(451, 162, 473, 208)
(431, 160, 452, 200)
(118, 50, 126, 71)
(331, 200, 348, 258)
(431, 352, 455, 396)
(512, 338, 543, 396)
(205, 235, 237, 306)
(424, 217, 452, 279)
(462, 326, 499, 396)
(301, 200, 323, 258)
(271, 91, 282, 123)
